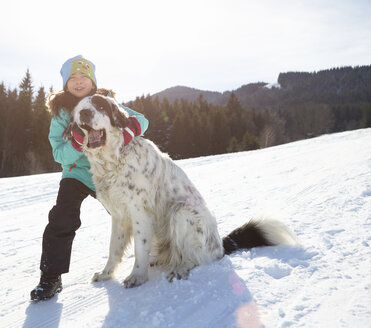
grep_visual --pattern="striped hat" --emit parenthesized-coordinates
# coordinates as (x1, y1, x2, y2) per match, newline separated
(60, 55, 97, 90)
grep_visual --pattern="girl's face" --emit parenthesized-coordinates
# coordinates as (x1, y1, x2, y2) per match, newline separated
(66, 72, 95, 98)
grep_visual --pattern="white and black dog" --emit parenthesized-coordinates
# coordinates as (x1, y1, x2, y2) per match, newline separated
(69, 94, 296, 288)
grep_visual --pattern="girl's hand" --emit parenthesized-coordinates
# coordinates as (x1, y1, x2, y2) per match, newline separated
(123, 117, 141, 146)
(71, 123, 85, 151)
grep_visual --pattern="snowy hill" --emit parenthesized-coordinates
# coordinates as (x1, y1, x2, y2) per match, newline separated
(0, 129, 370, 328)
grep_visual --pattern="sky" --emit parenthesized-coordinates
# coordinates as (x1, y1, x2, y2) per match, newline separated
(1, 0, 371, 102)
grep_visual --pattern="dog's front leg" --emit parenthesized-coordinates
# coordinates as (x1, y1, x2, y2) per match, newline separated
(123, 213, 153, 288)
(92, 216, 132, 282)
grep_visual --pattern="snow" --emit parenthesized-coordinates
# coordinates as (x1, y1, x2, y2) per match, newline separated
(0, 128, 370, 328)
(264, 83, 281, 89)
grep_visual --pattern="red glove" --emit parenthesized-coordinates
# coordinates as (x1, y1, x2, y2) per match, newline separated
(71, 123, 85, 152)
(123, 117, 141, 146)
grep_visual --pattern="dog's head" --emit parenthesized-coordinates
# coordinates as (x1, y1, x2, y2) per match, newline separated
(72, 94, 130, 149)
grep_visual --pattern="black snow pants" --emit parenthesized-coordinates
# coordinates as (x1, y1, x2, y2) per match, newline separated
(40, 178, 95, 276)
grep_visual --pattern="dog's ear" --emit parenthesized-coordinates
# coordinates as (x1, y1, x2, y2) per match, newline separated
(109, 99, 130, 130)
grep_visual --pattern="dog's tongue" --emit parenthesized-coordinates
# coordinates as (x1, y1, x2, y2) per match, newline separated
(88, 129, 102, 144)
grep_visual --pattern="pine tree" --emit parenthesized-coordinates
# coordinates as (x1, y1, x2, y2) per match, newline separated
(168, 109, 188, 159)
(19, 69, 34, 132)
(31, 87, 53, 173)
(0, 84, 9, 175)
(362, 105, 371, 128)
(210, 108, 231, 155)
(240, 131, 260, 151)
(227, 136, 239, 153)
(14, 70, 34, 175)
(0, 87, 19, 176)
(226, 93, 246, 141)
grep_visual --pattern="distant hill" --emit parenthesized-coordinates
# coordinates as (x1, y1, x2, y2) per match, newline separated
(152, 86, 227, 105)
(151, 65, 371, 110)
(151, 83, 269, 107)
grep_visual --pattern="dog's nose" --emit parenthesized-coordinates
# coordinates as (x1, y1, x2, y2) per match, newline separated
(80, 109, 93, 123)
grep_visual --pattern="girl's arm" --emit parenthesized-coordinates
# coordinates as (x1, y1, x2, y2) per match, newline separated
(48, 111, 85, 165)
(118, 104, 149, 145)
(119, 104, 149, 136)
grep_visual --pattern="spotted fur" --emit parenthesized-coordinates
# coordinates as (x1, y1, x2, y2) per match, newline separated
(72, 95, 224, 288)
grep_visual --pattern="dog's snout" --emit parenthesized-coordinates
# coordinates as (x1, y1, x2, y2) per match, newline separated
(80, 109, 93, 123)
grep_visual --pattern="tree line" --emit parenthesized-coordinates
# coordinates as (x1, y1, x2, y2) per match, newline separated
(0, 70, 59, 177)
(0, 69, 370, 177)
(127, 93, 371, 159)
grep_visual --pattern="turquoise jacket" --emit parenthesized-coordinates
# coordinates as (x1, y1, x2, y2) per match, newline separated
(49, 105, 149, 191)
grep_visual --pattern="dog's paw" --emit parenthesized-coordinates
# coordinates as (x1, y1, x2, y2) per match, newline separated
(123, 274, 148, 288)
(166, 268, 190, 282)
(149, 259, 163, 268)
(92, 271, 112, 282)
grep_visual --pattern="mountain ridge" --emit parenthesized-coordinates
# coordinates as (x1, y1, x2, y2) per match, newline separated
(151, 65, 371, 109)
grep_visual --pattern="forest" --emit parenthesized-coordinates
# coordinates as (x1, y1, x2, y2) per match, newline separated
(0, 65, 370, 177)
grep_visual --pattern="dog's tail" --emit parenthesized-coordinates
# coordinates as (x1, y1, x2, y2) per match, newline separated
(222, 218, 297, 255)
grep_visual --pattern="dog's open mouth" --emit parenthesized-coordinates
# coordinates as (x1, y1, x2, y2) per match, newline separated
(81, 124, 106, 148)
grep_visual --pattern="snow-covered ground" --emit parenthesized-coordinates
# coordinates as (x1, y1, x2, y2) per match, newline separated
(0, 128, 370, 328)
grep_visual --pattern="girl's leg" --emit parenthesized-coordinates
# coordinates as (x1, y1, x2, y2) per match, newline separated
(40, 178, 94, 276)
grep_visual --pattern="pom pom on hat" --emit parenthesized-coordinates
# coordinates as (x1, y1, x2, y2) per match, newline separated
(60, 55, 97, 90)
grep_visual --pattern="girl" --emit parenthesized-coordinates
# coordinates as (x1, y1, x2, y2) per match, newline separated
(30, 55, 149, 301)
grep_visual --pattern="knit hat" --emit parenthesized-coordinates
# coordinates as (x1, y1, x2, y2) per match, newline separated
(60, 55, 97, 90)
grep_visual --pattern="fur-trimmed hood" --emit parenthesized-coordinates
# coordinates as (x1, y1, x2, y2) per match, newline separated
(48, 88, 115, 116)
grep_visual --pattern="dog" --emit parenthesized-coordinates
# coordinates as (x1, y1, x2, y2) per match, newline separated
(69, 94, 296, 288)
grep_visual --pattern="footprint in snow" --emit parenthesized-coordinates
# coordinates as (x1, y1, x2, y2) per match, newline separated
(263, 263, 292, 279)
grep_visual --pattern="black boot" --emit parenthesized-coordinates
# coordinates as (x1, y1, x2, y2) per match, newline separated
(30, 274, 62, 301)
